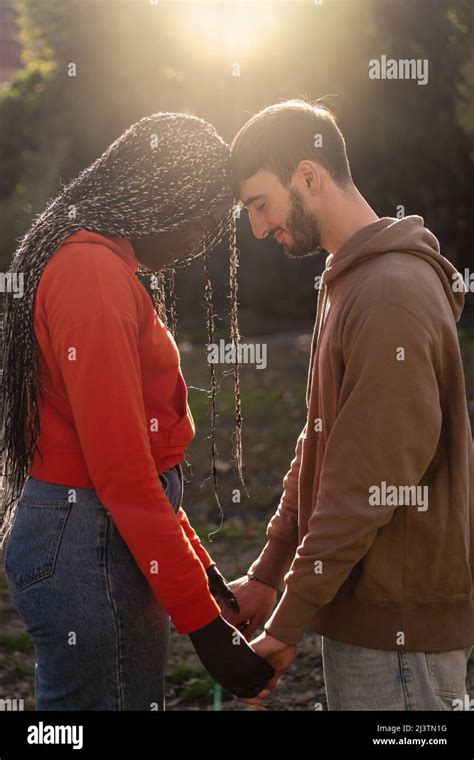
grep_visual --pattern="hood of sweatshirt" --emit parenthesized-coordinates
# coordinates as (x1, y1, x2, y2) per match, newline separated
(323, 215, 465, 322)
(306, 215, 466, 406)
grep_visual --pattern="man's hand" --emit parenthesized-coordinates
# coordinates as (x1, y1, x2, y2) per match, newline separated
(243, 631, 297, 705)
(219, 575, 278, 639)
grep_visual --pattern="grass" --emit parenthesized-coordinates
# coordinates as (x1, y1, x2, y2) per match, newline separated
(9, 665, 35, 679)
(0, 633, 34, 654)
(168, 665, 218, 702)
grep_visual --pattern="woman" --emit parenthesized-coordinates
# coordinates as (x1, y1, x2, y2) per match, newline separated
(0, 111, 274, 710)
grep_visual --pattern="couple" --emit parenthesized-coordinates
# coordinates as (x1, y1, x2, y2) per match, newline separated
(1, 99, 473, 711)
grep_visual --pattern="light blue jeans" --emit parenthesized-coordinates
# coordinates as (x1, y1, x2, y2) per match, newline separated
(322, 635, 473, 710)
(3, 464, 184, 711)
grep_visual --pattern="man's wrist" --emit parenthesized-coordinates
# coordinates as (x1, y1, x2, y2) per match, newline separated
(246, 572, 279, 592)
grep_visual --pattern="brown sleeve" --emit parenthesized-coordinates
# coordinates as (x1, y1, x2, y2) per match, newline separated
(247, 423, 306, 592)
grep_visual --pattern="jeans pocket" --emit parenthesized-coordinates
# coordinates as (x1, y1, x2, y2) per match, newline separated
(4, 498, 72, 591)
(425, 650, 469, 702)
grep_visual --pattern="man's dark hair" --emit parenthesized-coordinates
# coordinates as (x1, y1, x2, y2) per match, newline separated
(230, 98, 353, 195)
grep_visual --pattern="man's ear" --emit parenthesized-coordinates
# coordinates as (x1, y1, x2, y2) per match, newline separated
(296, 159, 322, 195)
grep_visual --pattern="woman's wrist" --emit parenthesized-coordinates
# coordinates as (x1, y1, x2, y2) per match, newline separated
(188, 613, 224, 643)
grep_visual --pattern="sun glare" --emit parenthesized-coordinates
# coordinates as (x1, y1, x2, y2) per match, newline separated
(181, 2, 277, 59)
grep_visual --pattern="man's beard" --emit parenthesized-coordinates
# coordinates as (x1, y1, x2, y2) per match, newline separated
(281, 186, 323, 258)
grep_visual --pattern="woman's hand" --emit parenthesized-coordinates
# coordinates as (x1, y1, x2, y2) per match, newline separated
(206, 565, 240, 613)
(188, 614, 276, 699)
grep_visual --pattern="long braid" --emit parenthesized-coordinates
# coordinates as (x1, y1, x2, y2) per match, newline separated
(202, 251, 223, 536)
(228, 213, 248, 496)
(167, 268, 177, 339)
(152, 270, 168, 326)
(0, 111, 242, 548)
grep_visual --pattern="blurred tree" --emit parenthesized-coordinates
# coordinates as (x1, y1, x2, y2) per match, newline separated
(0, 0, 472, 327)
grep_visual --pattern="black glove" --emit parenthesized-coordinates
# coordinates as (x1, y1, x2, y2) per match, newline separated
(189, 614, 275, 699)
(206, 565, 240, 613)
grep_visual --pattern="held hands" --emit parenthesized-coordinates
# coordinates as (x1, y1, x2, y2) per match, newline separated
(188, 615, 276, 699)
(188, 567, 277, 699)
(215, 572, 296, 703)
(243, 631, 297, 705)
(218, 574, 278, 639)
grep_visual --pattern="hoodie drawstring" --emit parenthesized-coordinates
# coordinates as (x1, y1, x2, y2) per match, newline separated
(305, 278, 329, 408)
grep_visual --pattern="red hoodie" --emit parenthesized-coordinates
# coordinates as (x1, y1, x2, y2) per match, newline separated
(29, 228, 220, 633)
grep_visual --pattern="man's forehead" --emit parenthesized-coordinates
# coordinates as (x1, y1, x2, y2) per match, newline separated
(239, 170, 279, 206)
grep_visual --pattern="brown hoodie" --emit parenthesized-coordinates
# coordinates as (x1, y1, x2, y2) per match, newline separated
(249, 215, 474, 651)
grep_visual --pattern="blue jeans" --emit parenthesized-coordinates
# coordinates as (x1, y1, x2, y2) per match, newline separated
(322, 635, 473, 710)
(3, 464, 184, 711)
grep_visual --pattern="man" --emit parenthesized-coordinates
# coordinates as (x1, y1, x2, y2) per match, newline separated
(223, 98, 474, 710)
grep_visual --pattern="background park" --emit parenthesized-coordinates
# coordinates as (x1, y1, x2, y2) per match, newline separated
(0, 0, 473, 710)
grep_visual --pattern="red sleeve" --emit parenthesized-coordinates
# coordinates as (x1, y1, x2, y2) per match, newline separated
(177, 508, 215, 571)
(45, 245, 220, 634)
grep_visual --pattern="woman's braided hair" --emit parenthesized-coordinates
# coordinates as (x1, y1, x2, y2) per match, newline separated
(0, 111, 245, 548)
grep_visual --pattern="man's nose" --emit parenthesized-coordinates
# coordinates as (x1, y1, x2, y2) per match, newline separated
(248, 212, 270, 241)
